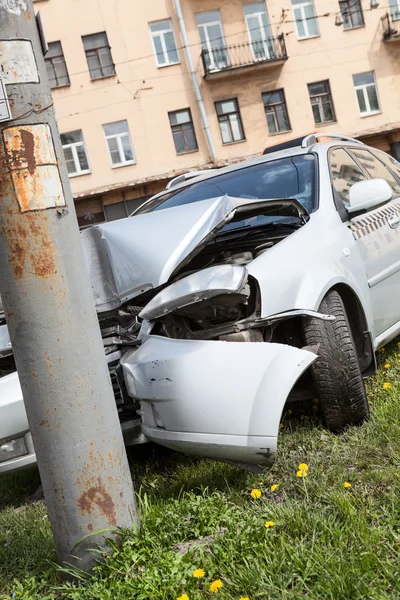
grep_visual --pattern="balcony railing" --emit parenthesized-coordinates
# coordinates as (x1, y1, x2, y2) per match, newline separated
(381, 12, 400, 41)
(201, 36, 287, 77)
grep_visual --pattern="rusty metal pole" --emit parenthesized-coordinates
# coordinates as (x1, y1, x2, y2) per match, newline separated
(0, 0, 138, 572)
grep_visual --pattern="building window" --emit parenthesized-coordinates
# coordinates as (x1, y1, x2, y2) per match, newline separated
(103, 120, 135, 167)
(215, 99, 245, 144)
(82, 32, 115, 80)
(291, 0, 319, 39)
(353, 71, 380, 116)
(308, 80, 335, 125)
(60, 130, 90, 177)
(104, 196, 147, 221)
(196, 11, 229, 72)
(262, 90, 291, 134)
(149, 20, 179, 67)
(45, 42, 70, 89)
(243, 2, 274, 61)
(339, 0, 364, 29)
(389, 0, 400, 21)
(168, 109, 198, 154)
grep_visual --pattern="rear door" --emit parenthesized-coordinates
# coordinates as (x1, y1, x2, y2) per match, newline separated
(329, 147, 400, 335)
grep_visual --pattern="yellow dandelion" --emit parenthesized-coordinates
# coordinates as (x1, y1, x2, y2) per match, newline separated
(209, 579, 223, 593)
(343, 481, 352, 488)
(240, 597, 250, 600)
(271, 484, 279, 492)
(288, 409, 293, 414)
(297, 470, 308, 478)
(251, 488, 262, 499)
(379, 347, 385, 352)
(264, 521, 275, 528)
(279, 423, 284, 429)
(383, 382, 392, 390)
(312, 405, 318, 411)
(193, 568, 205, 579)
(298, 463, 309, 472)
(177, 595, 189, 600)
(384, 363, 390, 369)
(397, 342, 400, 348)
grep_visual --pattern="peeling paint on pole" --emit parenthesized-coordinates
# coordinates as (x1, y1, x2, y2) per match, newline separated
(3, 124, 66, 211)
(0, 40, 38, 84)
(0, 0, 27, 15)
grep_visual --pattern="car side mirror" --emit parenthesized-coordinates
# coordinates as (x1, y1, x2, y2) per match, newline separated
(348, 178, 393, 215)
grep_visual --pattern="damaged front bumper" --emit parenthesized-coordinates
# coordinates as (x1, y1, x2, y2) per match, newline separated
(121, 336, 317, 467)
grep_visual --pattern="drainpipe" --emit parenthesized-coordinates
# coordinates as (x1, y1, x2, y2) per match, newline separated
(174, 0, 217, 162)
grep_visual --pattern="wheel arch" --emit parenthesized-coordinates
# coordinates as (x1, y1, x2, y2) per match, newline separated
(328, 283, 376, 376)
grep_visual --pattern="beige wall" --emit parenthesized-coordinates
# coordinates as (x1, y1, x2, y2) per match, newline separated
(36, 0, 400, 207)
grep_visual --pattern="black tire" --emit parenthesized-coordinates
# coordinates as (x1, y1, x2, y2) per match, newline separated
(303, 290, 369, 432)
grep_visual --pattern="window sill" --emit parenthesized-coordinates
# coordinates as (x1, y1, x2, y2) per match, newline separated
(343, 25, 365, 31)
(156, 61, 181, 69)
(267, 129, 292, 137)
(360, 110, 382, 118)
(314, 120, 337, 127)
(176, 149, 199, 156)
(89, 74, 116, 82)
(111, 161, 137, 169)
(50, 83, 71, 90)
(222, 138, 246, 146)
(297, 34, 320, 41)
(68, 171, 91, 178)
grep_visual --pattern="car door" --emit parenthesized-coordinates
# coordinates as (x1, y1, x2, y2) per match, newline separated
(329, 146, 400, 336)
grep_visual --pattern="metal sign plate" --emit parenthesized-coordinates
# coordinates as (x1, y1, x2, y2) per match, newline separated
(0, 78, 11, 123)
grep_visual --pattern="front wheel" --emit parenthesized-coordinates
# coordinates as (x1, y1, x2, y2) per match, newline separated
(302, 290, 369, 432)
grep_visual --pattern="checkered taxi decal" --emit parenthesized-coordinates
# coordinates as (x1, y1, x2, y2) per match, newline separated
(350, 201, 400, 239)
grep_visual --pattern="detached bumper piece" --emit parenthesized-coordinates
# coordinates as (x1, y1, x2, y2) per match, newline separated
(122, 336, 317, 467)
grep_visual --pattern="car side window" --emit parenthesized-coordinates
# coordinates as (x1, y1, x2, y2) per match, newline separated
(370, 149, 400, 187)
(329, 148, 367, 206)
(349, 148, 400, 196)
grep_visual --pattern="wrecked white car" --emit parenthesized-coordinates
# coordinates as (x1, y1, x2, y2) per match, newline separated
(2, 132, 400, 473)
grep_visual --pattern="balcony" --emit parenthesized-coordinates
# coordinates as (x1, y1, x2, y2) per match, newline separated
(201, 36, 287, 79)
(381, 12, 400, 42)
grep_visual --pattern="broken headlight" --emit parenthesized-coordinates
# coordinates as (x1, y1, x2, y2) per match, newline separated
(140, 265, 249, 321)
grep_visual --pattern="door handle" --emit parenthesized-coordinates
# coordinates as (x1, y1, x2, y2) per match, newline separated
(388, 215, 400, 229)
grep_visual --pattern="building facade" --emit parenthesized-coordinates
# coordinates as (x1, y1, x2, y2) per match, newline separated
(35, 0, 400, 225)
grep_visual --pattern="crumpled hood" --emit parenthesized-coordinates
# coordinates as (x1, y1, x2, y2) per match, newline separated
(81, 195, 306, 312)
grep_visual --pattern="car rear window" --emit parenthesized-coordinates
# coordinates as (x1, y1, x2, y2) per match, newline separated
(136, 155, 317, 215)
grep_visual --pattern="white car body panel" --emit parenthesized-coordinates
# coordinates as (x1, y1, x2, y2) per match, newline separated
(2, 137, 400, 474)
(121, 337, 317, 465)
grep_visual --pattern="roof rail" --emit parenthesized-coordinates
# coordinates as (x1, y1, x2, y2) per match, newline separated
(301, 133, 364, 148)
(165, 169, 218, 190)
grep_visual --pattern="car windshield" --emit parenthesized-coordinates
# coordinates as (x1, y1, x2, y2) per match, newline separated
(136, 155, 317, 219)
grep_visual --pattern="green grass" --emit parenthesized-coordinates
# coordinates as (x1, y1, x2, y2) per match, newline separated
(1, 341, 400, 599)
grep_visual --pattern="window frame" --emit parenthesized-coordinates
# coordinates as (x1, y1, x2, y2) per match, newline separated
(389, 0, 400, 21)
(45, 41, 70, 89)
(214, 98, 246, 145)
(339, 0, 364, 29)
(262, 89, 291, 134)
(168, 108, 199, 155)
(149, 20, 180, 68)
(308, 80, 336, 125)
(352, 71, 381, 117)
(243, 2, 273, 61)
(61, 131, 91, 178)
(291, 0, 319, 39)
(348, 147, 400, 197)
(82, 32, 115, 81)
(196, 10, 229, 72)
(103, 120, 136, 168)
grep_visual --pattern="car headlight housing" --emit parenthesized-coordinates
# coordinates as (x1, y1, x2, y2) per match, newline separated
(0, 437, 28, 463)
(140, 265, 248, 321)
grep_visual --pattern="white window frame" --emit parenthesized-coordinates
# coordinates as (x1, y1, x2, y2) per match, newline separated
(61, 136, 91, 178)
(196, 11, 227, 72)
(291, 0, 319, 39)
(103, 122, 136, 168)
(353, 72, 381, 117)
(149, 20, 180, 68)
(390, 0, 400, 21)
(244, 2, 272, 61)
